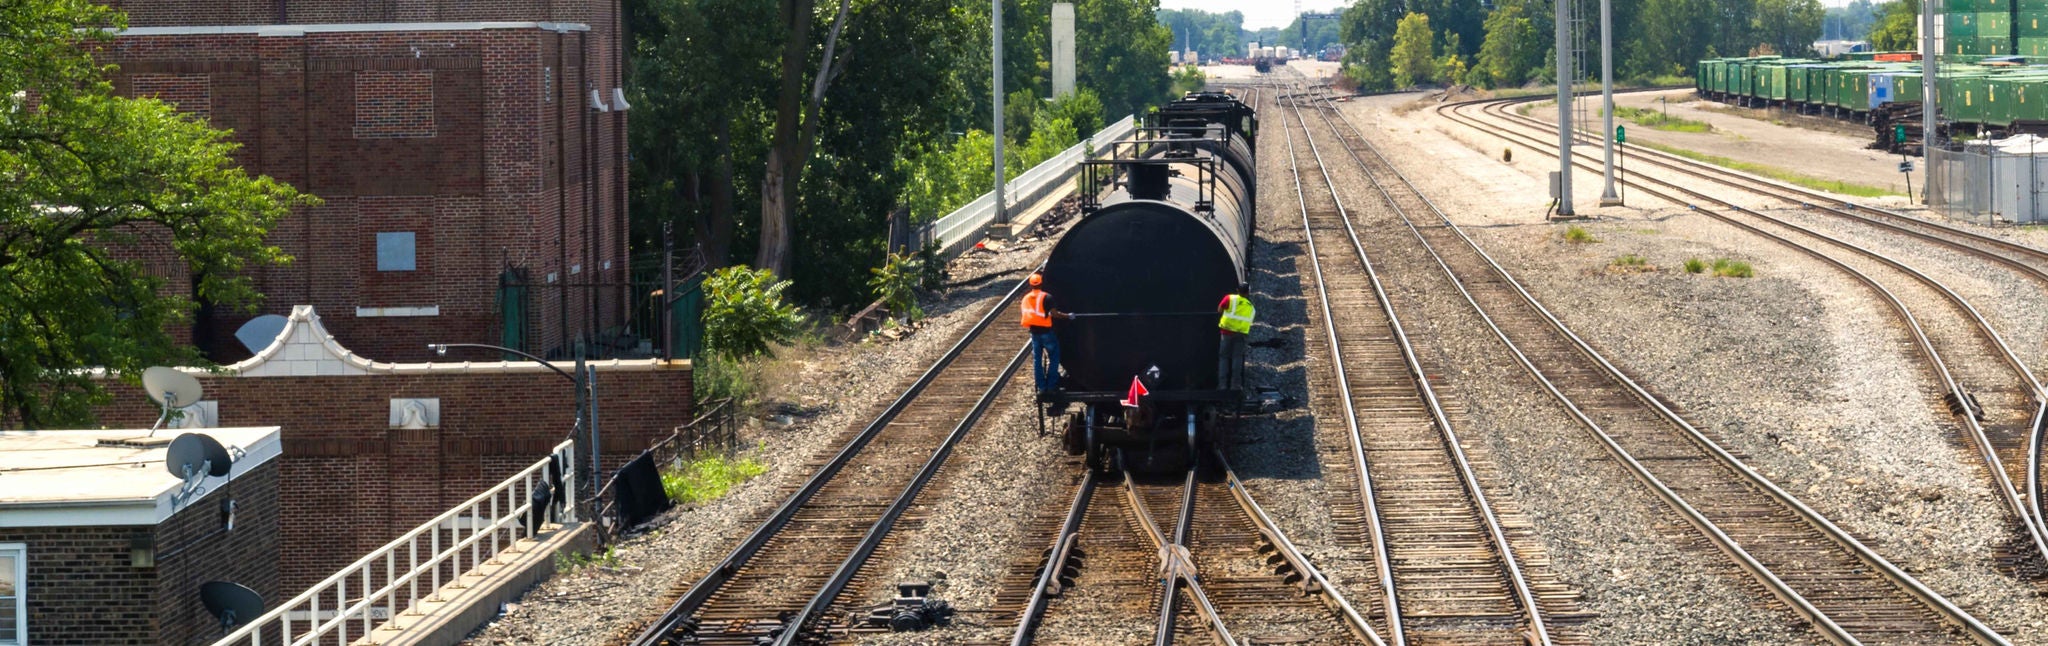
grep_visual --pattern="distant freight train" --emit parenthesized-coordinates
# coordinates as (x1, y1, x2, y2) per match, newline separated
(1698, 54, 2048, 145)
(1039, 91, 1258, 471)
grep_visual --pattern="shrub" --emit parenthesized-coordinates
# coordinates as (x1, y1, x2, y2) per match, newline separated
(1562, 225, 1599, 243)
(869, 252, 926, 321)
(1612, 254, 1648, 267)
(693, 355, 757, 407)
(703, 266, 807, 359)
(1711, 258, 1754, 278)
(1683, 257, 1706, 274)
(661, 453, 768, 505)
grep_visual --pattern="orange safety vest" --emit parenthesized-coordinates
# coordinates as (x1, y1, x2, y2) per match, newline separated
(1021, 290, 1053, 328)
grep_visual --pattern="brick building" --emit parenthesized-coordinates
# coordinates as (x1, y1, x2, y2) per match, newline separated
(0, 427, 282, 646)
(95, 0, 631, 363)
(95, 306, 691, 596)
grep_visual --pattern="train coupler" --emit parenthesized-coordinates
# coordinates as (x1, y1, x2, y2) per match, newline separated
(863, 580, 954, 632)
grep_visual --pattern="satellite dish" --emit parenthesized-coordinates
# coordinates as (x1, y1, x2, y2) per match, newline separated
(143, 367, 204, 434)
(233, 315, 290, 355)
(167, 433, 233, 478)
(199, 581, 264, 630)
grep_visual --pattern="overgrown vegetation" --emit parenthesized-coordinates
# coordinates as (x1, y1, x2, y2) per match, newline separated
(1171, 66, 1207, 95)
(1562, 225, 1599, 243)
(1613, 107, 1712, 133)
(555, 546, 622, 572)
(1684, 257, 1708, 274)
(661, 453, 768, 505)
(703, 266, 808, 359)
(1637, 141, 1901, 198)
(868, 252, 927, 320)
(693, 356, 759, 407)
(1712, 258, 1756, 278)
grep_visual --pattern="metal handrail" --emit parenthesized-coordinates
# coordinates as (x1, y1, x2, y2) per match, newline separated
(929, 116, 1138, 256)
(212, 440, 577, 646)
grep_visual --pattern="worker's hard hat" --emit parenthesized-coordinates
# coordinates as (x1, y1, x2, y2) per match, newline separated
(1029, 273, 1043, 286)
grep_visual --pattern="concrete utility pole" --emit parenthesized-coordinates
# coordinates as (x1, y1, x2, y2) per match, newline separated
(1053, 3, 1075, 98)
(1598, 0, 1620, 206)
(1555, 0, 1575, 217)
(1921, 0, 1937, 205)
(993, 0, 1007, 227)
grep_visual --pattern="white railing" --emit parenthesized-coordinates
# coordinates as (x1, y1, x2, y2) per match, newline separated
(213, 441, 578, 646)
(930, 115, 1138, 257)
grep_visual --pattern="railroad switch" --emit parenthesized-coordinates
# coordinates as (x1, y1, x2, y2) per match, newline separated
(864, 580, 954, 632)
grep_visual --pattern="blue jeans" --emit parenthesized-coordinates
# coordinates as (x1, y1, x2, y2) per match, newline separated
(1030, 329, 1061, 391)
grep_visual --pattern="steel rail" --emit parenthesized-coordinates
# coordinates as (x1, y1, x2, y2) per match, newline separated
(1121, 464, 1236, 646)
(1445, 97, 2048, 566)
(629, 276, 1034, 645)
(1471, 95, 2048, 546)
(774, 344, 1030, 645)
(1313, 89, 2007, 644)
(1282, 91, 1553, 645)
(1271, 83, 1407, 646)
(1214, 449, 1386, 646)
(1007, 471, 1101, 646)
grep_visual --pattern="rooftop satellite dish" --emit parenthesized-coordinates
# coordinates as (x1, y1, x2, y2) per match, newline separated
(199, 581, 264, 630)
(167, 432, 233, 479)
(143, 366, 204, 435)
(233, 314, 290, 355)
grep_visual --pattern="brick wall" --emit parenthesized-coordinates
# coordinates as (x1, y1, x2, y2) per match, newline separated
(95, 366, 691, 595)
(94, 11, 629, 364)
(0, 460, 280, 646)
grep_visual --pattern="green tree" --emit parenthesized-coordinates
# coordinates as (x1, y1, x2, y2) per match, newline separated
(1342, 39, 1395, 92)
(1078, 0, 1174, 120)
(1478, 1, 1542, 88)
(1390, 13, 1438, 88)
(1753, 0, 1824, 57)
(1868, 0, 1919, 52)
(1, 0, 311, 427)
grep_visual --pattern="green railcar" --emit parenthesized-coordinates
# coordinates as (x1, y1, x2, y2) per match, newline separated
(1787, 64, 1822, 104)
(1948, 75, 1993, 124)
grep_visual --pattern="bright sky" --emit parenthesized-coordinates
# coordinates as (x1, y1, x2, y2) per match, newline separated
(1157, 0, 1354, 31)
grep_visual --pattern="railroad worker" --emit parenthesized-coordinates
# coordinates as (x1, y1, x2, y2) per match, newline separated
(1217, 284, 1256, 390)
(1022, 272, 1075, 391)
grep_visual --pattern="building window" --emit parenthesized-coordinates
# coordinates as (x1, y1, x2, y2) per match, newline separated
(376, 232, 416, 272)
(0, 543, 22, 646)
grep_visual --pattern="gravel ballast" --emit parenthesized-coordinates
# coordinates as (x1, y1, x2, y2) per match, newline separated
(1351, 90, 2048, 640)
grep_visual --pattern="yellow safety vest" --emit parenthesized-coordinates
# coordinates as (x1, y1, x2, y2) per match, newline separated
(1219, 294, 1254, 334)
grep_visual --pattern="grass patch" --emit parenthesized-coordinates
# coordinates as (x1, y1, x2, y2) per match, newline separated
(1562, 225, 1599, 243)
(1711, 258, 1754, 278)
(1636, 141, 1902, 198)
(554, 546, 621, 572)
(1612, 254, 1648, 266)
(1683, 257, 1707, 274)
(661, 453, 768, 505)
(1612, 106, 1712, 133)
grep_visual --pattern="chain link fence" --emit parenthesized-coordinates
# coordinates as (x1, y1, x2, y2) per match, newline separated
(1929, 141, 2048, 225)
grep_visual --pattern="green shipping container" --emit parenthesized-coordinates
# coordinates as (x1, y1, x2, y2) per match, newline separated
(2019, 12, 2048, 37)
(2011, 78, 2048, 124)
(1981, 12, 2013, 37)
(1983, 38, 2013, 55)
(1953, 0, 1979, 11)
(1982, 0, 2010, 10)
(1949, 76, 1991, 124)
(2022, 37, 2048, 55)
(2023, 0, 2048, 10)
(1985, 77, 2019, 126)
(1948, 12, 1980, 40)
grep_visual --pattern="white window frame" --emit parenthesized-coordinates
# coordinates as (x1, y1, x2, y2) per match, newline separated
(0, 542, 23, 646)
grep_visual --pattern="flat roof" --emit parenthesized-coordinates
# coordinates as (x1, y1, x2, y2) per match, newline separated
(0, 427, 282, 528)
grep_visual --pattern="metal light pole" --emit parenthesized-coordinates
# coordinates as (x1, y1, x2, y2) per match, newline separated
(993, 0, 1008, 228)
(1598, 0, 1620, 206)
(1555, 0, 1575, 217)
(428, 342, 598, 481)
(1921, 0, 1937, 205)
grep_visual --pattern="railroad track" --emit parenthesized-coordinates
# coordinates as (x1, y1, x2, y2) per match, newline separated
(1274, 87, 1579, 645)
(630, 282, 1031, 646)
(1001, 451, 1377, 646)
(1458, 94, 2048, 553)
(1444, 95, 2048, 570)
(1295, 86, 2009, 643)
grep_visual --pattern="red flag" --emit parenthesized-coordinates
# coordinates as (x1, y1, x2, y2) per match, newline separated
(1121, 375, 1150, 408)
